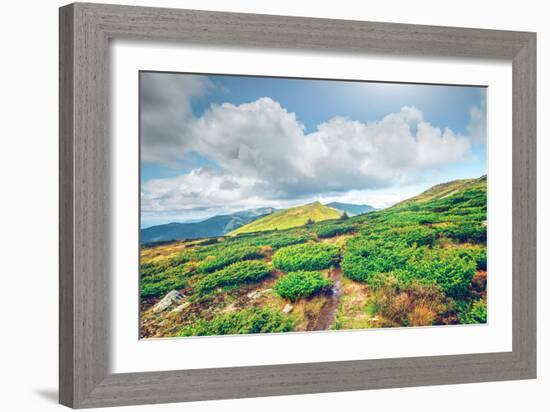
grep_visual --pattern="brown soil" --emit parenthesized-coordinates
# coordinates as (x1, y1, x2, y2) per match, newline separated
(306, 267, 343, 330)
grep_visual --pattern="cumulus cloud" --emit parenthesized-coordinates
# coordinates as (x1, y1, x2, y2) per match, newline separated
(141, 98, 473, 214)
(141, 168, 262, 213)
(140, 72, 211, 165)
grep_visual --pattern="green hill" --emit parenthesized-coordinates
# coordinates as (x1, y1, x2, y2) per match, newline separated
(229, 201, 342, 235)
(393, 175, 487, 208)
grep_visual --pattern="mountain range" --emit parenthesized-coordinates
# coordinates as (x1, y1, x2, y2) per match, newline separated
(140, 201, 378, 243)
(141, 207, 275, 243)
(325, 202, 378, 216)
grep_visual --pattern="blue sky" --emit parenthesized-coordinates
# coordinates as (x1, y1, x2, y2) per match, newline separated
(140, 72, 486, 227)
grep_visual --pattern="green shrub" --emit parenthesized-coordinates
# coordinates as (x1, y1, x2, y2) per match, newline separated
(400, 226, 438, 246)
(140, 276, 188, 299)
(275, 271, 333, 302)
(178, 308, 295, 336)
(441, 222, 486, 243)
(194, 260, 271, 293)
(475, 248, 487, 270)
(140, 261, 172, 277)
(316, 223, 354, 238)
(341, 252, 372, 282)
(342, 237, 476, 298)
(197, 246, 263, 273)
(140, 263, 194, 298)
(266, 234, 313, 249)
(230, 232, 313, 249)
(170, 252, 194, 267)
(341, 238, 412, 283)
(458, 299, 487, 324)
(401, 248, 476, 298)
(272, 243, 340, 271)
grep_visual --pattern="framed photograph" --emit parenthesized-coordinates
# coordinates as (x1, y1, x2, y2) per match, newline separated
(59, 2, 536, 408)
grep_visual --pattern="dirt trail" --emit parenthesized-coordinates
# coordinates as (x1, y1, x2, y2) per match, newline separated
(308, 267, 343, 331)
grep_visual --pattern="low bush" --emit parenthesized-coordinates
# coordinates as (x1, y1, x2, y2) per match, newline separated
(140, 265, 191, 298)
(274, 271, 333, 302)
(197, 246, 263, 273)
(178, 308, 294, 336)
(170, 252, 195, 267)
(458, 298, 487, 324)
(194, 260, 271, 293)
(475, 248, 487, 270)
(141, 277, 188, 299)
(399, 225, 438, 246)
(342, 237, 476, 298)
(140, 261, 171, 277)
(397, 248, 477, 298)
(316, 223, 354, 238)
(236, 232, 313, 249)
(272, 243, 340, 271)
(440, 222, 486, 244)
(341, 238, 411, 283)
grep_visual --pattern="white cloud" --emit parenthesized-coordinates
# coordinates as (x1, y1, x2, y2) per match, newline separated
(142, 99, 474, 215)
(467, 97, 487, 144)
(140, 73, 211, 165)
(141, 168, 261, 212)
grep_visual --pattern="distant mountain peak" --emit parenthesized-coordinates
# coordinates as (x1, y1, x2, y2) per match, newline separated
(325, 202, 378, 217)
(229, 202, 341, 235)
(141, 207, 276, 244)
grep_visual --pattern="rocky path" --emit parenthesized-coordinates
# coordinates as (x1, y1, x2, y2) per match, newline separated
(308, 267, 343, 331)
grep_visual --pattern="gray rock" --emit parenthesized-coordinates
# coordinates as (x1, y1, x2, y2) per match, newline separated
(282, 303, 294, 314)
(170, 302, 190, 314)
(152, 290, 184, 313)
(247, 288, 273, 300)
(222, 303, 238, 313)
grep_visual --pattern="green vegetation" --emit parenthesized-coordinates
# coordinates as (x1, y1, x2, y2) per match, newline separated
(458, 298, 487, 324)
(224, 230, 313, 250)
(178, 308, 295, 336)
(197, 245, 263, 273)
(229, 201, 341, 235)
(140, 175, 488, 338)
(194, 260, 271, 293)
(315, 222, 354, 238)
(341, 175, 486, 299)
(140, 261, 194, 298)
(275, 271, 334, 302)
(272, 243, 340, 271)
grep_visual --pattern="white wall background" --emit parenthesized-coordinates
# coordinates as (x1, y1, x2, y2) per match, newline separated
(0, 1, 546, 411)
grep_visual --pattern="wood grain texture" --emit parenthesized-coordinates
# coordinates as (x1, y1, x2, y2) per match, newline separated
(59, 2, 537, 408)
(59, 4, 74, 406)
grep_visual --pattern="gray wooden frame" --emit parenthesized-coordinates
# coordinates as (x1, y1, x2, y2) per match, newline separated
(59, 2, 536, 408)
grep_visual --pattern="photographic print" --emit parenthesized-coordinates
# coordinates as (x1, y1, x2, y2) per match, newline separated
(139, 72, 487, 339)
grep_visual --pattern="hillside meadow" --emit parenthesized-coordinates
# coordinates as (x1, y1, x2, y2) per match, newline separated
(139, 176, 487, 338)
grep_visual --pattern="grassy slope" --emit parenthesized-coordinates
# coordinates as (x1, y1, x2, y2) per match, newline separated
(140, 175, 487, 337)
(394, 175, 487, 207)
(229, 201, 342, 235)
